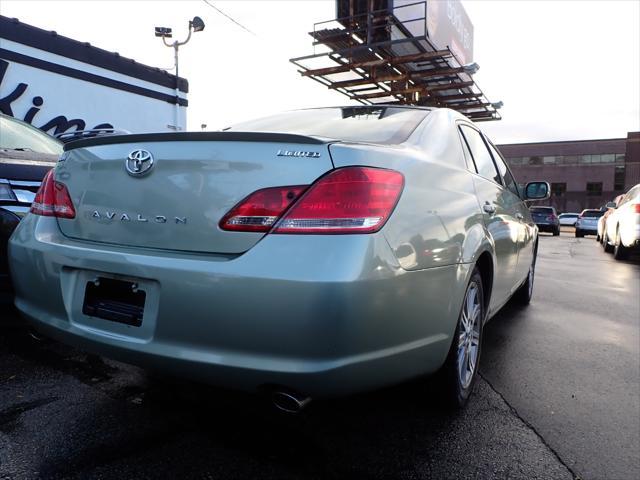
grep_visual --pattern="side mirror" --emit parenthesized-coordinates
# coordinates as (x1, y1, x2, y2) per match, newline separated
(605, 201, 617, 209)
(524, 181, 550, 200)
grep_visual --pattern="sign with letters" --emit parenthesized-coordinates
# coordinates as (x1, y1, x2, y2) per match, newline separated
(0, 16, 188, 136)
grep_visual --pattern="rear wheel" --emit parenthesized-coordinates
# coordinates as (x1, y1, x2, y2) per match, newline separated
(553, 227, 560, 236)
(514, 247, 537, 305)
(438, 267, 484, 409)
(575, 229, 583, 238)
(613, 228, 629, 260)
(603, 231, 614, 253)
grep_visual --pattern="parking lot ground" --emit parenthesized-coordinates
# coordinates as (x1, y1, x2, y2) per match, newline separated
(0, 229, 638, 480)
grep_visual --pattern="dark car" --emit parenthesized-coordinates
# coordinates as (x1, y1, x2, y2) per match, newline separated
(0, 113, 62, 299)
(529, 206, 560, 236)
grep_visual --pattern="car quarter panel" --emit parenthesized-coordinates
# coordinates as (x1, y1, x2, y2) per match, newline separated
(9, 214, 470, 397)
(329, 130, 486, 271)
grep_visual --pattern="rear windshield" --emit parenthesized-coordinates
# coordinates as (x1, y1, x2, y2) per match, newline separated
(581, 210, 604, 217)
(530, 207, 554, 213)
(226, 107, 429, 145)
(0, 114, 63, 156)
(560, 213, 578, 218)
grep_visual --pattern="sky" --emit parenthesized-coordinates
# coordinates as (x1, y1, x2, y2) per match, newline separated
(1, 0, 638, 143)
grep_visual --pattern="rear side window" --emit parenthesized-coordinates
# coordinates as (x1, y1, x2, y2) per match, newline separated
(459, 125, 501, 185)
(486, 141, 520, 197)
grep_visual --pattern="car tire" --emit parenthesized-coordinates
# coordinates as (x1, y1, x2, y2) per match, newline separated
(438, 267, 484, 409)
(613, 228, 629, 260)
(596, 233, 601, 242)
(603, 231, 614, 253)
(514, 248, 537, 305)
(575, 229, 583, 238)
(553, 227, 560, 236)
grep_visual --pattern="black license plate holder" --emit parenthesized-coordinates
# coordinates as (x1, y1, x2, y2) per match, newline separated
(82, 277, 146, 327)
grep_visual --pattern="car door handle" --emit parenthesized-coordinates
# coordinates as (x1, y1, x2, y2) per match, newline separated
(515, 213, 524, 221)
(483, 203, 496, 215)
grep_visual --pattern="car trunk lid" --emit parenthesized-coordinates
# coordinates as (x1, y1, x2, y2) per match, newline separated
(55, 133, 333, 254)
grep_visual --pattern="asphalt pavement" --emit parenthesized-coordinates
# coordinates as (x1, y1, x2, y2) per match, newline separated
(0, 229, 638, 480)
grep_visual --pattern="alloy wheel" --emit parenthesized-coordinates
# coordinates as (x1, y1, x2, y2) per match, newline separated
(458, 282, 482, 389)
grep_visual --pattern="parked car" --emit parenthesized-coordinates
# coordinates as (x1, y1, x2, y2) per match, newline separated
(575, 209, 605, 237)
(558, 212, 579, 227)
(602, 184, 640, 259)
(8, 106, 549, 410)
(597, 195, 624, 243)
(0, 113, 62, 300)
(529, 206, 560, 235)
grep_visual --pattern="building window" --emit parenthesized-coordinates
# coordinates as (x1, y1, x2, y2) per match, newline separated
(614, 166, 626, 190)
(586, 182, 603, 196)
(529, 156, 543, 165)
(615, 154, 625, 163)
(601, 154, 615, 163)
(543, 156, 556, 164)
(551, 183, 566, 196)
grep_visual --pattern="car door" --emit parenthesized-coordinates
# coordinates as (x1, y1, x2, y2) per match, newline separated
(458, 124, 521, 310)
(484, 139, 534, 285)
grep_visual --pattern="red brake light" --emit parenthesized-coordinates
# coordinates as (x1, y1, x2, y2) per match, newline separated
(274, 166, 404, 234)
(633, 204, 640, 213)
(219, 186, 307, 232)
(30, 169, 76, 219)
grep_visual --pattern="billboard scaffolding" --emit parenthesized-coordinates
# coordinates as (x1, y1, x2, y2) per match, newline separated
(290, 0, 501, 121)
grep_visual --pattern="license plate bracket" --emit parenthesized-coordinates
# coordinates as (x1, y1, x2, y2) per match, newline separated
(82, 277, 146, 327)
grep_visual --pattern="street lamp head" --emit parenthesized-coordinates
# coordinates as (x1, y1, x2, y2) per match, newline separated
(190, 16, 205, 32)
(154, 26, 173, 38)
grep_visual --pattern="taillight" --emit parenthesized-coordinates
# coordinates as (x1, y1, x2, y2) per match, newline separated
(274, 166, 404, 234)
(633, 204, 640, 213)
(30, 170, 76, 219)
(219, 186, 307, 232)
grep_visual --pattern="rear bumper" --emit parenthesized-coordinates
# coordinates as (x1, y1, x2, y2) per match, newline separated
(9, 215, 469, 397)
(575, 224, 598, 233)
(535, 222, 559, 232)
(621, 224, 640, 248)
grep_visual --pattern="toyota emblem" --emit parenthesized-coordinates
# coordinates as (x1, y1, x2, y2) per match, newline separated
(125, 149, 154, 176)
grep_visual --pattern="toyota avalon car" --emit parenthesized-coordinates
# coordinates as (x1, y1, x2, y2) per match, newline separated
(8, 106, 549, 411)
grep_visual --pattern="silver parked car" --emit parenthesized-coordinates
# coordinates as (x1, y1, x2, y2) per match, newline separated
(8, 106, 549, 410)
(602, 184, 640, 259)
(575, 209, 604, 237)
(558, 213, 579, 226)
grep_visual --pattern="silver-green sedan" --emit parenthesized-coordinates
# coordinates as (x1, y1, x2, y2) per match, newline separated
(8, 106, 549, 411)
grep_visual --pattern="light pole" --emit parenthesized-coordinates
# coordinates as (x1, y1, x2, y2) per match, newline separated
(155, 16, 205, 130)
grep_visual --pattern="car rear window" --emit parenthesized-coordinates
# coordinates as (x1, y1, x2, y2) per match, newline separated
(581, 210, 604, 217)
(0, 114, 63, 156)
(226, 107, 430, 145)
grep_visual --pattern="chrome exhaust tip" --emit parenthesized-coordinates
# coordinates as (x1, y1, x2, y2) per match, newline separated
(271, 390, 311, 414)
